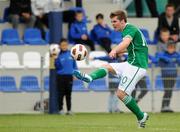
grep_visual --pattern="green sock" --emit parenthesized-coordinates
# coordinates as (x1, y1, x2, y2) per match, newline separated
(89, 68, 108, 80)
(123, 95, 144, 120)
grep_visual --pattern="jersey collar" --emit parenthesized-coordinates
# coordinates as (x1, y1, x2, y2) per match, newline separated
(123, 23, 129, 31)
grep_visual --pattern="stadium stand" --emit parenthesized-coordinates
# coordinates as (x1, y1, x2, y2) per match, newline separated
(45, 30, 50, 43)
(23, 51, 41, 68)
(140, 28, 154, 44)
(0, 76, 18, 92)
(89, 51, 107, 58)
(0, 52, 23, 68)
(44, 52, 50, 68)
(72, 79, 88, 92)
(145, 76, 152, 91)
(76, 60, 91, 68)
(88, 51, 108, 67)
(110, 30, 123, 44)
(155, 75, 164, 91)
(88, 78, 108, 91)
(20, 75, 40, 92)
(175, 76, 180, 90)
(23, 28, 47, 45)
(1, 28, 23, 45)
(44, 76, 49, 91)
(2, 7, 9, 22)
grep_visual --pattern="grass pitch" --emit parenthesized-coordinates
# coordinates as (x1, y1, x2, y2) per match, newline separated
(0, 113, 180, 132)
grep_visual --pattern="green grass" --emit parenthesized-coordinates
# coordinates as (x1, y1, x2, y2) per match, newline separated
(0, 113, 180, 132)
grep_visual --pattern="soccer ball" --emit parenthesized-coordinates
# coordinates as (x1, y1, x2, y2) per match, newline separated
(49, 44, 60, 56)
(71, 44, 88, 61)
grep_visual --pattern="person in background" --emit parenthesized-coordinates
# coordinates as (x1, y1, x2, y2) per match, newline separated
(69, 10, 95, 51)
(54, 38, 77, 115)
(31, 0, 50, 38)
(131, 77, 148, 103)
(157, 3, 179, 42)
(134, 0, 158, 17)
(150, 40, 180, 112)
(157, 28, 170, 52)
(168, 0, 180, 17)
(8, 0, 36, 29)
(91, 13, 112, 53)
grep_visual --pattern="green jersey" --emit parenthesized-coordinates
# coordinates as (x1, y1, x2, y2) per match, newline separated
(122, 23, 148, 69)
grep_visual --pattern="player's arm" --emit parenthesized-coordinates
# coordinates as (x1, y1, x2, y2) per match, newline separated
(109, 37, 131, 58)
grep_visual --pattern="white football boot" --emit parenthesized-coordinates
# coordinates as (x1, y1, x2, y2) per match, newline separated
(138, 112, 149, 128)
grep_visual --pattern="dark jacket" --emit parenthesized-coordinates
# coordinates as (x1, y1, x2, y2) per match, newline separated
(9, 0, 32, 15)
(69, 20, 89, 40)
(157, 12, 179, 35)
(55, 50, 77, 75)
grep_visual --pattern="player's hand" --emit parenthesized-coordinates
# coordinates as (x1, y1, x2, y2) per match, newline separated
(109, 49, 117, 58)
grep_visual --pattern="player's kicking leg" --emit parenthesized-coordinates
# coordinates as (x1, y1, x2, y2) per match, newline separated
(73, 64, 115, 83)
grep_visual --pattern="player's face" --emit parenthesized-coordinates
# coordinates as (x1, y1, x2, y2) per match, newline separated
(111, 16, 124, 31)
(60, 41, 68, 51)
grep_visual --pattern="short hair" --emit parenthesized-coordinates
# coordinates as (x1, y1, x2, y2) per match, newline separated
(110, 10, 127, 22)
(166, 3, 175, 9)
(75, 10, 83, 15)
(160, 28, 170, 33)
(60, 38, 68, 44)
(96, 13, 104, 20)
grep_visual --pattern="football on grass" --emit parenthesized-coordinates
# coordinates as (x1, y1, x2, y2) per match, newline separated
(71, 44, 88, 61)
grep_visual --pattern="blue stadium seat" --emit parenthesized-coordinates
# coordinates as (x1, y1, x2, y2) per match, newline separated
(155, 75, 164, 91)
(175, 76, 180, 90)
(146, 76, 151, 90)
(20, 76, 40, 92)
(72, 80, 88, 92)
(44, 76, 49, 91)
(151, 30, 158, 44)
(88, 78, 108, 91)
(45, 30, 50, 43)
(0, 76, 19, 92)
(24, 28, 47, 45)
(110, 30, 122, 44)
(140, 28, 154, 45)
(1, 28, 23, 45)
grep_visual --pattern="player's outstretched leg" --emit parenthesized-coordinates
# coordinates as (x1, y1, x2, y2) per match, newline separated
(117, 90, 149, 128)
(73, 68, 108, 83)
